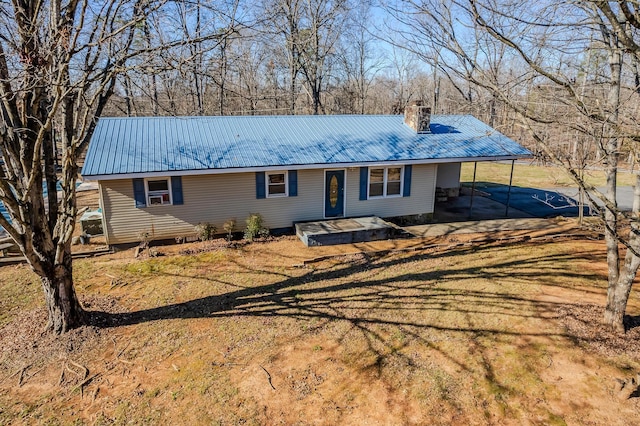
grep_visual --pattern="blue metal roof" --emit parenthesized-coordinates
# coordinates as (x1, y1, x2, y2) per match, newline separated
(82, 114, 531, 179)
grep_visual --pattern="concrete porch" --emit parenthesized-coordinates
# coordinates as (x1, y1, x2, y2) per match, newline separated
(295, 217, 397, 247)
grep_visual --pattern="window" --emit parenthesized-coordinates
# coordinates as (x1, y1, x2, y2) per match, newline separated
(368, 167, 403, 198)
(369, 168, 384, 197)
(386, 167, 402, 196)
(147, 179, 172, 205)
(266, 171, 288, 197)
(134, 177, 183, 208)
(256, 171, 297, 199)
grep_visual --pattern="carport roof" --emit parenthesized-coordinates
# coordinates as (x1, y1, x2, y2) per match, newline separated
(82, 114, 531, 180)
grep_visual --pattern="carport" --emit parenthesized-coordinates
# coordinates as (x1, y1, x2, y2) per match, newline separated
(435, 160, 594, 222)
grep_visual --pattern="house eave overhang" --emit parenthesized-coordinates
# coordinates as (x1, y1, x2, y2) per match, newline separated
(83, 154, 531, 181)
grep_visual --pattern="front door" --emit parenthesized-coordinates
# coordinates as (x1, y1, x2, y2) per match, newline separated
(325, 170, 345, 218)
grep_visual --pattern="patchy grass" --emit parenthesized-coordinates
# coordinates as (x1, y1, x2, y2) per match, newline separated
(0, 265, 41, 327)
(461, 162, 637, 188)
(1, 234, 640, 425)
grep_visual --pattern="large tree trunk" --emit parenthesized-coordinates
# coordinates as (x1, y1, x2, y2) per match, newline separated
(605, 275, 635, 333)
(1, 0, 229, 336)
(604, 177, 640, 332)
(40, 252, 85, 334)
(601, 25, 626, 332)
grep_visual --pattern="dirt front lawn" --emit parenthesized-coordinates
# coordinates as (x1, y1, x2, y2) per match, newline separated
(1, 228, 640, 425)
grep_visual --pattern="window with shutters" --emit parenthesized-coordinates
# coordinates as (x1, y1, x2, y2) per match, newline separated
(266, 171, 288, 197)
(368, 167, 403, 198)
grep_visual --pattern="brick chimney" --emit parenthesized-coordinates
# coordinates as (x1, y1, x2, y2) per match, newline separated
(403, 100, 431, 133)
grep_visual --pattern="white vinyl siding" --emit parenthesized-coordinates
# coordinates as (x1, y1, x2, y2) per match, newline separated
(436, 163, 461, 189)
(100, 170, 323, 245)
(98, 164, 437, 245)
(348, 164, 437, 218)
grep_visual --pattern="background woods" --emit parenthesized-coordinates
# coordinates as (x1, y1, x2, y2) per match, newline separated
(103, 1, 639, 171)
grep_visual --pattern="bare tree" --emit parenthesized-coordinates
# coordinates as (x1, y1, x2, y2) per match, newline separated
(177, 0, 206, 115)
(104, 0, 244, 117)
(0, 0, 147, 332)
(0, 0, 234, 334)
(265, 0, 304, 114)
(389, 0, 640, 332)
(336, 0, 384, 114)
(386, 44, 420, 112)
(296, 0, 350, 114)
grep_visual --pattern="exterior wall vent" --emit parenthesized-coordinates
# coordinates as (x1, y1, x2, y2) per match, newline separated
(404, 100, 431, 133)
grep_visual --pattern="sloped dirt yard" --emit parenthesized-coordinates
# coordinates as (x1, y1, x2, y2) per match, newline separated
(1, 225, 640, 425)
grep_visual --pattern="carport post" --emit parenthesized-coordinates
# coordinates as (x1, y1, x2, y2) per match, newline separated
(505, 160, 515, 216)
(469, 162, 477, 218)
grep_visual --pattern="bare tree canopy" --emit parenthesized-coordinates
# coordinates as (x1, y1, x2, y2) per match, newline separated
(0, 0, 407, 335)
(0, 0, 236, 333)
(386, 0, 640, 332)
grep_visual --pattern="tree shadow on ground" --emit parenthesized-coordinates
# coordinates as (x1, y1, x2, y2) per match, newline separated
(625, 315, 640, 332)
(89, 240, 600, 334)
(73, 237, 640, 419)
(87, 238, 610, 389)
(87, 241, 587, 411)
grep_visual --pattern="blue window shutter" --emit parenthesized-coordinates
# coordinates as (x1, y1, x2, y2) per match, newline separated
(403, 165, 412, 197)
(256, 172, 266, 199)
(288, 170, 298, 196)
(133, 178, 146, 208)
(359, 167, 368, 200)
(171, 176, 184, 205)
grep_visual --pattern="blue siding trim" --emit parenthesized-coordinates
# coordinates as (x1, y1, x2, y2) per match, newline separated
(288, 170, 298, 197)
(256, 172, 266, 199)
(171, 176, 184, 205)
(133, 178, 146, 208)
(403, 165, 412, 197)
(359, 167, 368, 201)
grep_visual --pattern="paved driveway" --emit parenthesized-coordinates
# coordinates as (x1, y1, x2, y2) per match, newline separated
(551, 186, 633, 213)
(476, 184, 633, 218)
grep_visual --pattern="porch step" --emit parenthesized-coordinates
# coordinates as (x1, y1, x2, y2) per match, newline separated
(295, 216, 395, 247)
